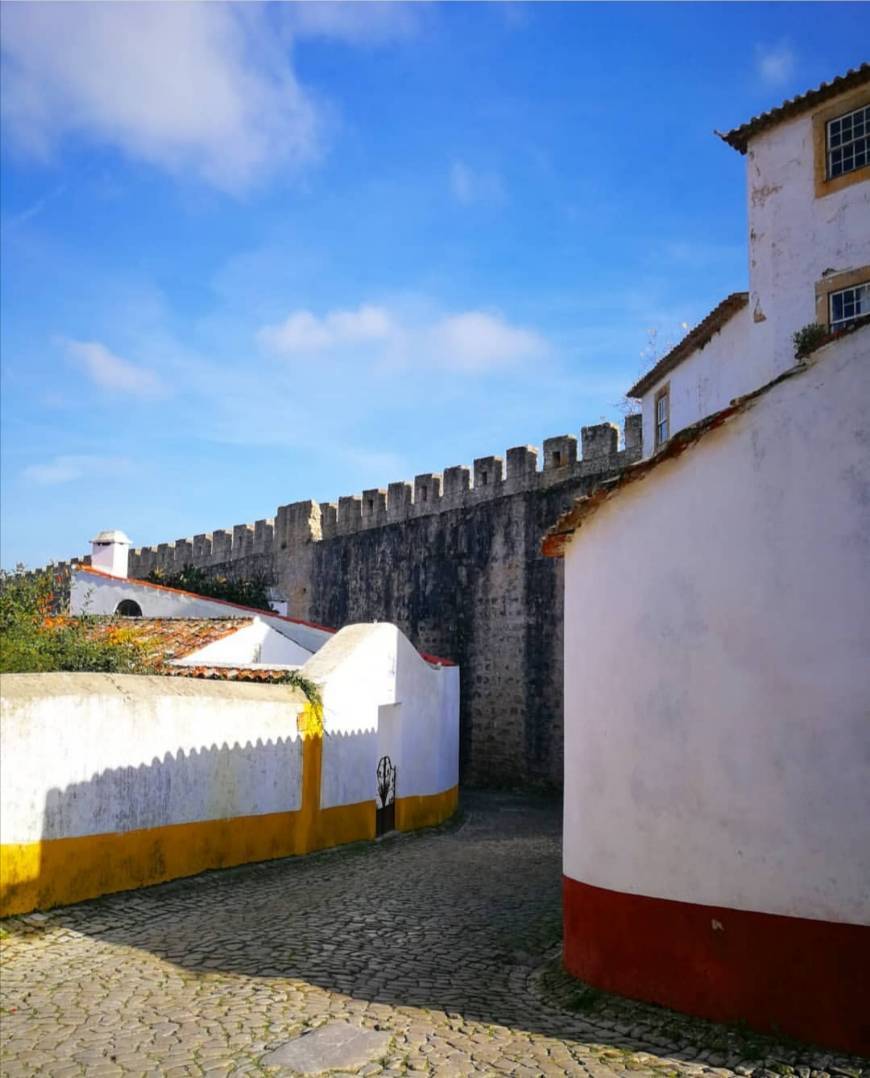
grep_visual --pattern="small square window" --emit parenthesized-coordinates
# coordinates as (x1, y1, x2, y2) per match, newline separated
(829, 282, 869, 329)
(827, 105, 870, 180)
(654, 385, 670, 449)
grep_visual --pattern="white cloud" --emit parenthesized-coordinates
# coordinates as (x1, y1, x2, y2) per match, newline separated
(61, 339, 165, 397)
(0, 4, 320, 193)
(259, 303, 547, 373)
(284, 2, 420, 44)
(430, 311, 545, 372)
(258, 304, 396, 353)
(23, 454, 131, 486)
(450, 160, 506, 206)
(755, 43, 796, 87)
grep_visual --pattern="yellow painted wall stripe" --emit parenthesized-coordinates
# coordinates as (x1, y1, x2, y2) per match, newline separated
(0, 709, 458, 917)
(1, 805, 313, 917)
(395, 785, 459, 832)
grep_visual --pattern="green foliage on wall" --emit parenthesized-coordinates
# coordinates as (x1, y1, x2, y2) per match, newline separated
(0, 567, 150, 675)
(792, 322, 829, 359)
(277, 669, 323, 709)
(145, 564, 273, 612)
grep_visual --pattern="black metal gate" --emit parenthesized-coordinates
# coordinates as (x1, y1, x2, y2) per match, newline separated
(376, 755, 396, 836)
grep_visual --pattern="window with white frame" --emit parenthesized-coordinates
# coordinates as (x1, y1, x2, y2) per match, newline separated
(826, 104, 869, 179)
(654, 384, 670, 448)
(829, 282, 868, 328)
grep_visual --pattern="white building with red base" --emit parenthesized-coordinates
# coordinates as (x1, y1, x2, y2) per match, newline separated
(544, 67, 870, 1056)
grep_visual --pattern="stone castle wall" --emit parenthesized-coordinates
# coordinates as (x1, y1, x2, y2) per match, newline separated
(62, 417, 642, 786)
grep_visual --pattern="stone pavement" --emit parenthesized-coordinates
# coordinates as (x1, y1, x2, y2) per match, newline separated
(1, 791, 866, 1077)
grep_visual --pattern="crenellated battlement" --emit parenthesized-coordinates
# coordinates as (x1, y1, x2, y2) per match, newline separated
(123, 417, 640, 577)
(46, 412, 643, 789)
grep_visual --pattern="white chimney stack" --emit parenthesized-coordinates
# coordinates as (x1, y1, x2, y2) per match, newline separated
(90, 529, 131, 578)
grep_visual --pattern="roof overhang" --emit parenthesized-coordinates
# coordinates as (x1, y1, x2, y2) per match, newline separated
(627, 293, 748, 399)
(718, 64, 869, 155)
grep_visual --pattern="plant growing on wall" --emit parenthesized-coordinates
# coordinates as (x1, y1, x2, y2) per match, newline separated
(146, 564, 273, 612)
(277, 669, 323, 711)
(0, 567, 151, 674)
(792, 322, 829, 359)
(793, 314, 869, 360)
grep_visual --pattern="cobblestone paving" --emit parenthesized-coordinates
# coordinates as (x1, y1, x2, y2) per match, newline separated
(1, 791, 866, 1077)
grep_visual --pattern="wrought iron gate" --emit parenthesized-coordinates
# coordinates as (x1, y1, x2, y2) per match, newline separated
(376, 755, 396, 836)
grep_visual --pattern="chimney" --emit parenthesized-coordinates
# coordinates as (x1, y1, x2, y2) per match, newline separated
(90, 529, 131, 578)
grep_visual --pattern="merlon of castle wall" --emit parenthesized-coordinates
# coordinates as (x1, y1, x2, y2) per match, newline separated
(126, 417, 641, 574)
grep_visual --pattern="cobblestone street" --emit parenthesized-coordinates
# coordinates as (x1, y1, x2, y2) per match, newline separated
(1, 792, 865, 1078)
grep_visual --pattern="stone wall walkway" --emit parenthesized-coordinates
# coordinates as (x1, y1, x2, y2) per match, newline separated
(1, 792, 865, 1077)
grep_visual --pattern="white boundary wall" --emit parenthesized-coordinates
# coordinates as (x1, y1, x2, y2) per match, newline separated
(2, 625, 460, 847)
(1, 675, 305, 846)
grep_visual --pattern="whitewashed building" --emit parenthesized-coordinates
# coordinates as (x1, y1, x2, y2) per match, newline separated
(629, 65, 868, 457)
(545, 67, 870, 1055)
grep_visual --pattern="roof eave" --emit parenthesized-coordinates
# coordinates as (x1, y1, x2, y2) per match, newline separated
(718, 63, 870, 156)
(626, 292, 749, 400)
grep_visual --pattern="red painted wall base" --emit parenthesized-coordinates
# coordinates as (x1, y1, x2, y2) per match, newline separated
(563, 875, 870, 1057)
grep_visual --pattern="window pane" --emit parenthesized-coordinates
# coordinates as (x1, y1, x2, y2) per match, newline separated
(826, 106, 870, 179)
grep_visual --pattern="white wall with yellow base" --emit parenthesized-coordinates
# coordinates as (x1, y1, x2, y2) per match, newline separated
(0, 624, 459, 917)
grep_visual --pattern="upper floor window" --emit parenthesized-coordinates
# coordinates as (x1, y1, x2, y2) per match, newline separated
(827, 104, 868, 179)
(654, 385, 670, 449)
(829, 282, 868, 328)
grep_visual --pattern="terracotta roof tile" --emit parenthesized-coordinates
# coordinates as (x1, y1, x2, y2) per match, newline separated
(86, 617, 250, 663)
(627, 293, 749, 399)
(718, 64, 870, 154)
(164, 665, 293, 683)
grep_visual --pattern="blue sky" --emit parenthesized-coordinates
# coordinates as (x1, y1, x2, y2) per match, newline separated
(1, 2, 866, 568)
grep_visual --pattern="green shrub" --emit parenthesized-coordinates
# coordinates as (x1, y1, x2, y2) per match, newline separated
(0, 567, 149, 675)
(146, 564, 272, 612)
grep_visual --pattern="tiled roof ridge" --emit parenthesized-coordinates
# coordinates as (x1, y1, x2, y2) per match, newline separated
(627, 292, 749, 399)
(99, 615, 251, 623)
(718, 63, 870, 154)
(80, 616, 248, 661)
(165, 666, 299, 683)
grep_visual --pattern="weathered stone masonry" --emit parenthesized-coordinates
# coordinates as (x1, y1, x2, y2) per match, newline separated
(63, 418, 641, 786)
